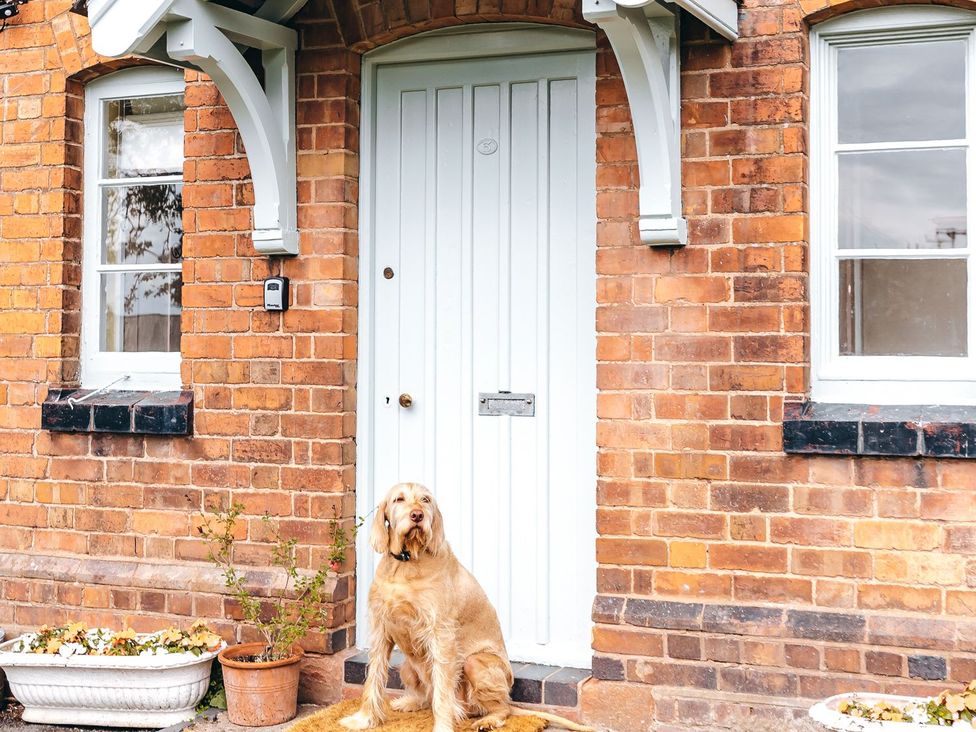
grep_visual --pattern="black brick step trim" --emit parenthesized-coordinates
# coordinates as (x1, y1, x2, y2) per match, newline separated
(594, 594, 969, 660)
(783, 401, 976, 458)
(343, 651, 590, 707)
(42, 389, 193, 436)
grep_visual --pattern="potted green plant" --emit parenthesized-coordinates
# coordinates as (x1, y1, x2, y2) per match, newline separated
(198, 504, 357, 727)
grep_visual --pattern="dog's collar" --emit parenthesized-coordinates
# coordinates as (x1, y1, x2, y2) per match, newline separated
(390, 549, 411, 562)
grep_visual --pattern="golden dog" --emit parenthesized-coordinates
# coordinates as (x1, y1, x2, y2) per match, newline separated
(340, 482, 592, 732)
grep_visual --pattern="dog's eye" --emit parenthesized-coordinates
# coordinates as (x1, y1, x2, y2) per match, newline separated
(393, 496, 404, 503)
(421, 496, 430, 503)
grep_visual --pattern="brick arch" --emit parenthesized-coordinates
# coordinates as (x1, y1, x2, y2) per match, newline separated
(59, 5, 175, 83)
(803, 0, 976, 25)
(314, 0, 590, 52)
(68, 57, 161, 85)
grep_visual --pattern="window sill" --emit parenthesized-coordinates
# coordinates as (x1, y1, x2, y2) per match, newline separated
(783, 401, 976, 458)
(41, 389, 193, 436)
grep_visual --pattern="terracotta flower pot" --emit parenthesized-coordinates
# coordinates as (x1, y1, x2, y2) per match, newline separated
(218, 642, 304, 727)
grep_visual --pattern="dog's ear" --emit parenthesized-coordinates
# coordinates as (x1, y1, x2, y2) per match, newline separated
(427, 501, 446, 556)
(369, 502, 389, 553)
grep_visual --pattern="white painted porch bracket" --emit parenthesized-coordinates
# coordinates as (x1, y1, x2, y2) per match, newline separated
(87, 0, 304, 255)
(583, 0, 737, 246)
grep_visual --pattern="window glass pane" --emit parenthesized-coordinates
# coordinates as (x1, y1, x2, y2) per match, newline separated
(839, 149, 966, 250)
(102, 184, 183, 265)
(100, 272, 182, 353)
(837, 40, 965, 144)
(839, 258, 967, 356)
(104, 94, 184, 178)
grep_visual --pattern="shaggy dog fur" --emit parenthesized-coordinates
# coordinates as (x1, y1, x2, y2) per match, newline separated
(340, 483, 592, 732)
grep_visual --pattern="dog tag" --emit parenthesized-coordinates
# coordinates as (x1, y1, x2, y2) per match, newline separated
(478, 392, 534, 417)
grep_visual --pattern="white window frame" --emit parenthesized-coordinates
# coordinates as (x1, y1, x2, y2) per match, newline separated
(811, 5, 976, 405)
(81, 67, 185, 391)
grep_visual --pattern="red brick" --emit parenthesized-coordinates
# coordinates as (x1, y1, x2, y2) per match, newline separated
(597, 538, 668, 566)
(710, 544, 787, 572)
(593, 627, 664, 656)
(709, 365, 783, 391)
(653, 511, 726, 539)
(581, 680, 656, 732)
(654, 570, 732, 598)
(853, 521, 941, 551)
(793, 549, 872, 578)
(775, 644, 813, 671)
(859, 584, 942, 614)
(770, 517, 851, 546)
(825, 647, 861, 673)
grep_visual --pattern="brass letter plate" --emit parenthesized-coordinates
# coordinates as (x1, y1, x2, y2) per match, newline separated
(478, 392, 535, 417)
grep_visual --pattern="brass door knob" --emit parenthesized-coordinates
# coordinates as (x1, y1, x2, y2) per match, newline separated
(398, 393, 413, 408)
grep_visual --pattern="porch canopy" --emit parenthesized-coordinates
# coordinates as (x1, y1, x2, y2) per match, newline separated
(85, 0, 738, 251)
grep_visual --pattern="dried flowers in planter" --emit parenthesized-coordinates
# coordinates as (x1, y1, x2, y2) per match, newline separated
(0, 621, 225, 728)
(923, 683, 976, 726)
(812, 680, 976, 730)
(10, 621, 222, 657)
(837, 698, 915, 723)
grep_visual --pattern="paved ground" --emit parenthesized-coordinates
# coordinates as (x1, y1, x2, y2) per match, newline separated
(0, 702, 322, 732)
(0, 699, 832, 731)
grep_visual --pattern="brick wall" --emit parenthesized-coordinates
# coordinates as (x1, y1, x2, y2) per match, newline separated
(2, 0, 976, 727)
(0, 1, 358, 687)
(587, 2, 976, 729)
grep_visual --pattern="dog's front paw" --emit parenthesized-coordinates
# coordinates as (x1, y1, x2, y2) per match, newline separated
(433, 721, 455, 732)
(391, 695, 428, 712)
(340, 711, 377, 730)
(471, 714, 507, 731)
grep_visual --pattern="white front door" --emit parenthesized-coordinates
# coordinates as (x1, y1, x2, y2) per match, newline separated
(358, 43, 596, 668)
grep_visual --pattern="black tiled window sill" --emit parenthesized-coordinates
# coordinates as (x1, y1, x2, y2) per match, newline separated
(42, 389, 193, 436)
(784, 401, 976, 458)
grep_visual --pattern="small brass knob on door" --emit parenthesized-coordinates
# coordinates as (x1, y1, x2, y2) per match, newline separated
(398, 393, 413, 408)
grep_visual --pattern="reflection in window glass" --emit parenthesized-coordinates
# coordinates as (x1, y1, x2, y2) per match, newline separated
(838, 148, 967, 250)
(839, 258, 967, 357)
(838, 40, 965, 144)
(104, 94, 184, 178)
(102, 184, 183, 265)
(97, 91, 184, 357)
(100, 272, 182, 353)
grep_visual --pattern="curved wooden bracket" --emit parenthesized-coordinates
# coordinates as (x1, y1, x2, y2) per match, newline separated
(585, 0, 685, 246)
(584, 0, 736, 246)
(88, 0, 304, 255)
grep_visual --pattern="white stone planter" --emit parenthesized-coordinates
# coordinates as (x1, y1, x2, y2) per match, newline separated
(811, 692, 963, 731)
(0, 635, 224, 728)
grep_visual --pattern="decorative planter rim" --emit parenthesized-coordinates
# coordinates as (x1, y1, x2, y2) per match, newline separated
(810, 692, 944, 731)
(0, 636, 225, 668)
(218, 641, 304, 670)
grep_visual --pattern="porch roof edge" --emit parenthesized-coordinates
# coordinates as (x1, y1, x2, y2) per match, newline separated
(609, 0, 739, 40)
